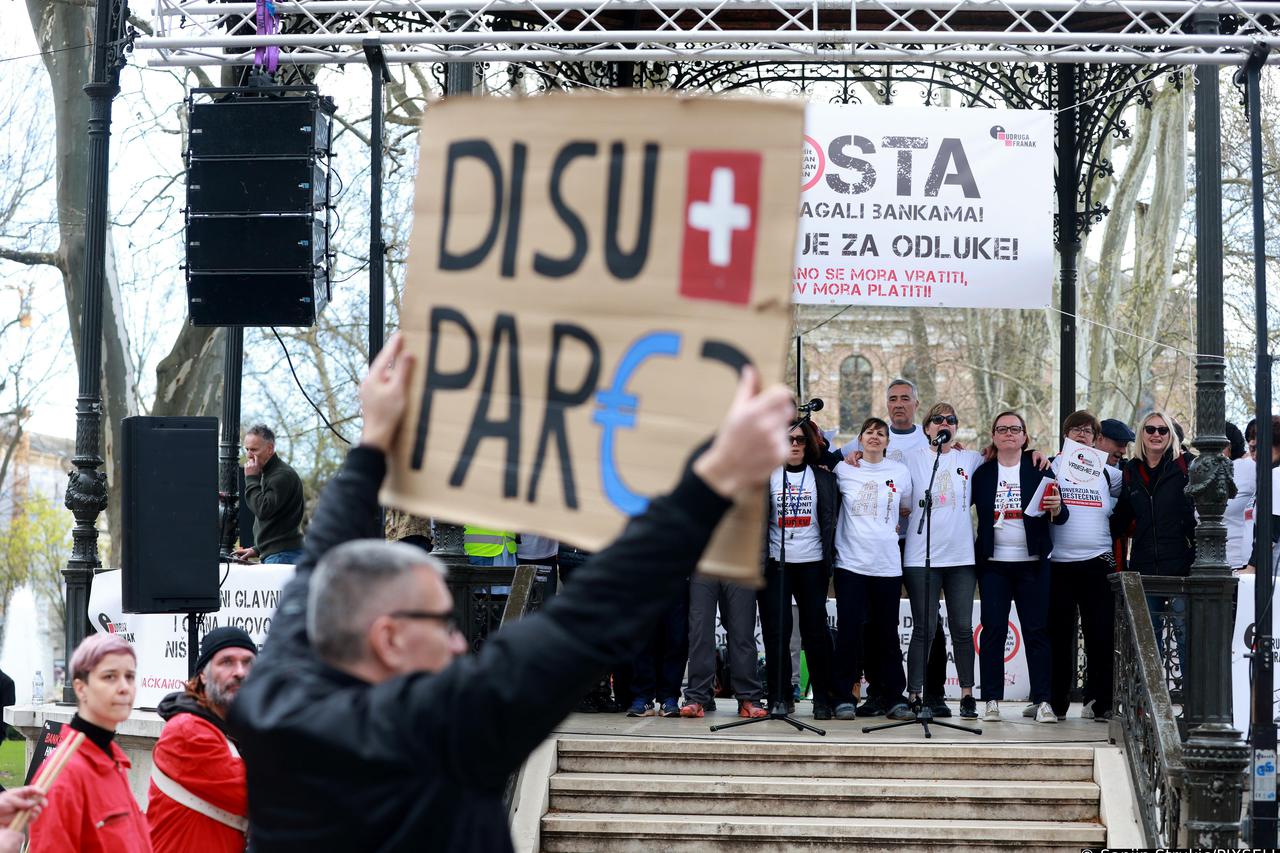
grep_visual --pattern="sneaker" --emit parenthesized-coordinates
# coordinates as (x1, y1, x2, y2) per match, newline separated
(924, 694, 951, 718)
(792, 684, 803, 702)
(959, 695, 978, 720)
(768, 700, 795, 715)
(738, 700, 767, 719)
(625, 699, 655, 717)
(813, 703, 834, 721)
(660, 697, 681, 717)
(704, 699, 718, 713)
(856, 698, 887, 717)
(1035, 702, 1059, 724)
(835, 702, 857, 720)
(1094, 709, 1114, 722)
(983, 700, 1001, 722)
(887, 702, 915, 721)
(679, 702, 705, 718)
(1021, 703, 1037, 718)
(1082, 699, 1096, 720)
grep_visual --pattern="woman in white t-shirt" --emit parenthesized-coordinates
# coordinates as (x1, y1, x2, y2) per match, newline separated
(901, 402, 985, 719)
(1225, 423, 1257, 573)
(831, 417, 913, 720)
(1047, 410, 1120, 722)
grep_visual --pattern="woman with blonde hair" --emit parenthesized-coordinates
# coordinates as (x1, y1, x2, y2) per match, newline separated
(29, 634, 152, 853)
(1112, 410, 1196, 654)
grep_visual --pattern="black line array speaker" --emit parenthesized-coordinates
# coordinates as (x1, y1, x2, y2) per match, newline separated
(121, 416, 221, 614)
(185, 87, 336, 328)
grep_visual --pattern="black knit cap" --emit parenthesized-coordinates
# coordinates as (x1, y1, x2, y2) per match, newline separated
(196, 626, 258, 673)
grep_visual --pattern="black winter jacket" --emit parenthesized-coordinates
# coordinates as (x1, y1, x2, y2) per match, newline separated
(972, 452, 1069, 564)
(227, 446, 732, 852)
(1111, 452, 1196, 576)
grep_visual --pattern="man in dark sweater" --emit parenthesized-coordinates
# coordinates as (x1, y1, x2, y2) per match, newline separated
(234, 424, 305, 564)
(227, 334, 794, 852)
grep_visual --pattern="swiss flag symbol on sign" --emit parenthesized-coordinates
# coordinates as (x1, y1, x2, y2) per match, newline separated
(679, 151, 762, 305)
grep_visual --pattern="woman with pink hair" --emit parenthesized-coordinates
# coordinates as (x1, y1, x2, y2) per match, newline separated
(29, 633, 152, 852)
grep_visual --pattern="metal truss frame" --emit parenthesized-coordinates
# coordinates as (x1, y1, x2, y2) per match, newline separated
(138, 0, 1280, 67)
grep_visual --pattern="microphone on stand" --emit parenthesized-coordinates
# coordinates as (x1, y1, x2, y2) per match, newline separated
(797, 398, 824, 414)
(931, 428, 953, 447)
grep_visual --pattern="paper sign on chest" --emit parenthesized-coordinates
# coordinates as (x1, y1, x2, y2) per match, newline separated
(382, 95, 805, 583)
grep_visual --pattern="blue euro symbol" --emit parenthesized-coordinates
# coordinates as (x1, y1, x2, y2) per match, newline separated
(594, 331, 682, 516)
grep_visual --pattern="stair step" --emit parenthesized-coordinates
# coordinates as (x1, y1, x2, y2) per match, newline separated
(556, 738, 1097, 781)
(548, 773, 1100, 821)
(540, 813, 1107, 852)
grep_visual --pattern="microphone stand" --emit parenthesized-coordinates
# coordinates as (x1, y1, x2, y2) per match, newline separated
(712, 413, 825, 736)
(864, 434, 981, 738)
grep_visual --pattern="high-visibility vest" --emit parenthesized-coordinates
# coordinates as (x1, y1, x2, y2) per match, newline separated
(463, 526, 517, 558)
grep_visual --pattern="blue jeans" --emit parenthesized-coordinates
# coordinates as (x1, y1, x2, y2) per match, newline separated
(468, 553, 517, 567)
(264, 549, 304, 565)
(902, 564, 976, 694)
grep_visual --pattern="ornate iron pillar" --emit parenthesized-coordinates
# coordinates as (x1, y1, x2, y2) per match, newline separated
(61, 0, 130, 703)
(445, 12, 477, 98)
(1182, 12, 1248, 845)
(1055, 63, 1080, 425)
(217, 328, 244, 559)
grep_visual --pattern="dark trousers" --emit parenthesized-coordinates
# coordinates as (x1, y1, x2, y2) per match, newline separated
(977, 559, 1052, 702)
(559, 547, 629, 703)
(1048, 557, 1116, 716)
(631, 586, 690, 703)
(834, 571, 906, 704)
(760, 559, 834, 706)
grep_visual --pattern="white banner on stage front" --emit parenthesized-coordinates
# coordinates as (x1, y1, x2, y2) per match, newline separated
(89, 565, 295, 709)
(1232, 573, 1279, 734)
(794, 104, 1054, 309)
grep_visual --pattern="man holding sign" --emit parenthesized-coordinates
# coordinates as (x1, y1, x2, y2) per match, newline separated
(228, 336, 794, 851)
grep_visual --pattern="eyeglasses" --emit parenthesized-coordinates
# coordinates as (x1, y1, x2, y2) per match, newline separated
(1143, 425, 1170, 436)
(1067, 426, 1095, 437)
(929, 415, 959, 426)
(993, 425, 1025, 435)
(788, 435, 806, 446)
(389, 609, 460, 633)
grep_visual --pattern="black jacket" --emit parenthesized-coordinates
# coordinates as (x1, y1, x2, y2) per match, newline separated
(972, 452, 1068, 564)
(1112, 453, 1196, 576)
(227, 446, 732, 853)
(760, 464, 840, 572)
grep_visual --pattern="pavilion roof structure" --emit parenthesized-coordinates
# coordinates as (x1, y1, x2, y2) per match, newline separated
(138, 0, 1280, 66)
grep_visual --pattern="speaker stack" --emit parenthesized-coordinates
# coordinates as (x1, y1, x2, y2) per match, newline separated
(185, 87, 337, 327)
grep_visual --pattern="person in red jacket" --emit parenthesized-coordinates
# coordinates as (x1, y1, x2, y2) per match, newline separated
(29, 633, 151, 853)
(148, 626, 256, 853)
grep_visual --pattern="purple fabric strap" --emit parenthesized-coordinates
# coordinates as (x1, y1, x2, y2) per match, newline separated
(254, 0, 279, 73)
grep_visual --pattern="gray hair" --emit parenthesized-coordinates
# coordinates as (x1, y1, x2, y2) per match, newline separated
(886, 378, 917, 397)
(307, 540, 448, 665)
(245, 424, 276, 444)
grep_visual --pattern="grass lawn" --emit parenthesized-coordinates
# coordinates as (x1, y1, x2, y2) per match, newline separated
(0, 739, 27, 788)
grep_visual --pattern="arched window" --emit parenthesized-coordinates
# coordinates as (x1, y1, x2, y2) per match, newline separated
(839, 355, 874, 434)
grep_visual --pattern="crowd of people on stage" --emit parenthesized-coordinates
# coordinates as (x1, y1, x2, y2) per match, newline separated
(480, 378, 1278, 729)
(13, 337, 1278, 852)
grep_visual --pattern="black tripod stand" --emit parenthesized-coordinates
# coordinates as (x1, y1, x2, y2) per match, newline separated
(712, 418, 825, 736)
(864, 436, 981, 739)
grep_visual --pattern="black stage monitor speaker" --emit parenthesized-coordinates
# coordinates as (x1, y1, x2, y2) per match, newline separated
(121, 416, 220, 614)
(184, 86, 335, 328)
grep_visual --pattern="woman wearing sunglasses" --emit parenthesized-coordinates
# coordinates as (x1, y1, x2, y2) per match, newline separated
(760, 419, 839, 719)
(1112, 411, 1196, 655)
(900, 403, 984, 719)
(971, 411, 1066, 723)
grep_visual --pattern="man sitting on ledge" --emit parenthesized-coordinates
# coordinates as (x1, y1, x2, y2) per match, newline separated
(227, 333, 794, 853)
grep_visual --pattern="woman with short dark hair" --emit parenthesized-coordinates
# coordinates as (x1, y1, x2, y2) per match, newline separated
(760, 419, 839, 719)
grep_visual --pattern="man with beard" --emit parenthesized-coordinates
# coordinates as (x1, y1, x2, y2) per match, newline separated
(148, 627, 257, 853)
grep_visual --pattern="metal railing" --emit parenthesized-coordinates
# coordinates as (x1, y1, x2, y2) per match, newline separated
(1112, 570, 1186, 846)
(443, 562, 553, 653)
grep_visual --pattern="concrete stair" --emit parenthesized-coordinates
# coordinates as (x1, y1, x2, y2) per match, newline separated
(541, 738, 1107, 852)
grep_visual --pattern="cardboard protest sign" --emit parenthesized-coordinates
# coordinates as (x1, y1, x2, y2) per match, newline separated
(794, 104, 1053, 308)
(382, 95, 805, 582)
(1057, 438, 1110, 509)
